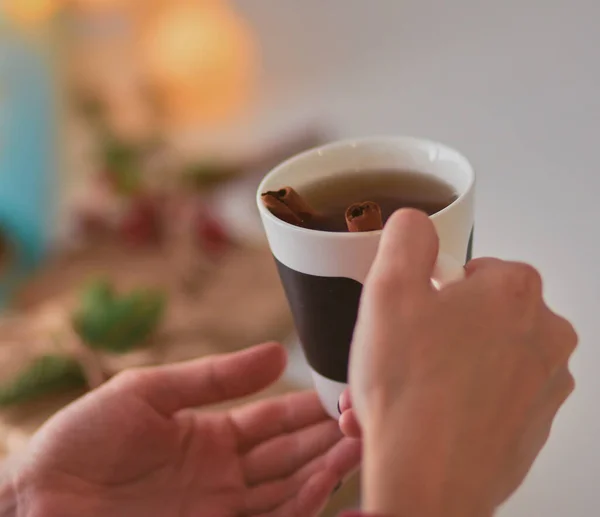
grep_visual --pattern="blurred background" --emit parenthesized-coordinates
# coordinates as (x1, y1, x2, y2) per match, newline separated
(1, 0, 599, 515)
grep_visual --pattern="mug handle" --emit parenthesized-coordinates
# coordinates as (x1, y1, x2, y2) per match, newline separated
(431, 252, 466, 289)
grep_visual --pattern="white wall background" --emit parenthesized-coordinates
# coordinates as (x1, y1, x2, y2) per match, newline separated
(236, 1, 600, 515)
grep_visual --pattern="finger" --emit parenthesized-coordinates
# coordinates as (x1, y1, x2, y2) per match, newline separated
(544, 367, 576, 415)
(466, 259, 543, 299)
(243, 419, 342, 485)
(367, 209, 439, 293)
(339, 409, 362, 439)
(245, 437, 361, 515)
(113, 342, 286, 416)
(338, 389, 352, 413)
(254, 471, 339, 517)
(230, 391, 329, 452)
(538, 307, 579, 376)
(465, 261, 544, 323)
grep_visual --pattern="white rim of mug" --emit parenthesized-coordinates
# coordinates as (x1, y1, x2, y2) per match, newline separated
(256, 135, 476, 238)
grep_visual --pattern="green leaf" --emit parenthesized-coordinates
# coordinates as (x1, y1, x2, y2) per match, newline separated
(0, 355, 86, 407)
(80, 278, 115, 307)
(95, 290, 166, 353)
(182, 162, 240, 191)
(73, 280, 167, 354)
(100, 136, 143, 196)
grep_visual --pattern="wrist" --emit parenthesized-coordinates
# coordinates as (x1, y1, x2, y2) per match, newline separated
(362, 395, 494, 517)
(362, 432, 442, 517)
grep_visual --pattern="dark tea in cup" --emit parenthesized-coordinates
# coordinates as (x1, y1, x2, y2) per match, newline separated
(300, 169, 457, 232)
(262, 169, 458, 233)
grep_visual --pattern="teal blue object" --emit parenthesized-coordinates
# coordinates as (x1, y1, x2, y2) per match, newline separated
(0, 23, 58, 306)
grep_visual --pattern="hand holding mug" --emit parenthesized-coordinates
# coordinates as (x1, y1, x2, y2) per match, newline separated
(342, 210, 578, 517)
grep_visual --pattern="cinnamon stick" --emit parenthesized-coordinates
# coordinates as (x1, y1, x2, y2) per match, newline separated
(261, 187, 318, 227)
(345, 202, 383, 232)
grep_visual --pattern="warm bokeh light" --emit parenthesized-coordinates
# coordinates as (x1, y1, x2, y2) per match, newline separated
(69, 0, 130, 10)
(140, 0, 259, 129)
(2, 0, 62, 26)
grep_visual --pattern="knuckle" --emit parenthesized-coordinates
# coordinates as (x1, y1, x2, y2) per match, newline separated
(549, 313, 579, 358)
(562, 320, 579, 353)
(554, 370, 576, 406)
(565, 371, 576, 395)
(494, 263, 542, 300)
(507, 263, 542, 294)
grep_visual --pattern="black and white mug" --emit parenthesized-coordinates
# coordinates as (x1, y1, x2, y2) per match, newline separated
(257, 137, 475, 418)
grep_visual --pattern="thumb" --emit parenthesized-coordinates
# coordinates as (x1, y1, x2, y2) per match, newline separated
(367, 209, 439, 294)
(349, 210, 438, 422)
(112, 342, 287, 416)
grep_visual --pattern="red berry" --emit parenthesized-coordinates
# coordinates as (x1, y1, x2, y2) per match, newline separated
(196, 214, 229, 256)
(120, 197, 162, 247)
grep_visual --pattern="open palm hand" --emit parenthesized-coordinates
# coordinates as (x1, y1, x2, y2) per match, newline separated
(11, 343, 360, 517)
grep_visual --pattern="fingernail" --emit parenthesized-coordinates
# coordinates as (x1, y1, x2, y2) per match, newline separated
(337, 399, 342, 415)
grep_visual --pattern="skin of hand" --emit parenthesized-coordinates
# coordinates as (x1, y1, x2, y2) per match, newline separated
(340, 209, 578, 517)
(1, 343, 361, 517)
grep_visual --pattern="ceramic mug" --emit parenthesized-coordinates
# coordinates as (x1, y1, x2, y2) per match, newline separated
(257, 136, 475, 418)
